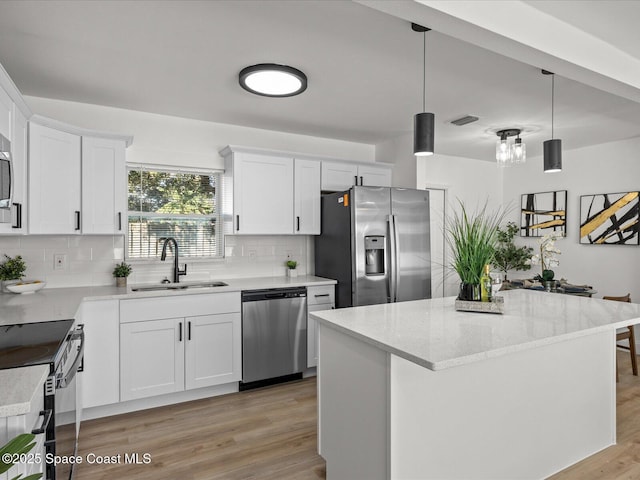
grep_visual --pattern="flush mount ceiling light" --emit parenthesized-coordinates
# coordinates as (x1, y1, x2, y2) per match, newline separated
(495, 128, 526, 167)
(238, 63, 307, 97)
(542, 70, 562, 173)
(412, 23, 435, 157)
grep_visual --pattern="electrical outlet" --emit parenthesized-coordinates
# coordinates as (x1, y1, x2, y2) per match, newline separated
(54, 254, 67, 270)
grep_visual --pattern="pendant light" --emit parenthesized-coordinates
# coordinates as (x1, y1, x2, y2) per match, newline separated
(495, 128, 525, 166)
(412, 23, 434, 157)
(542, 70, 562, 173)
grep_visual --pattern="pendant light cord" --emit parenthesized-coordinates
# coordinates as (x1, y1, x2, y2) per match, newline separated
(422, 31, 426, 113)
(551, 74, 555, 139)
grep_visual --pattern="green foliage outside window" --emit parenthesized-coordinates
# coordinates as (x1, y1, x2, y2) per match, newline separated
(127, 168, 221, 258)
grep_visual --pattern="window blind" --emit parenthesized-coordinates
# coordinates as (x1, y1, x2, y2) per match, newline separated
(127, 167, 223, 258)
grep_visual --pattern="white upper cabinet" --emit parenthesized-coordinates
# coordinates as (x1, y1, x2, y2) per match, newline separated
(294, 158, 321, 235)
(28, 122, 82, 234)
(223, 148, 295, 235)
(28, 117, 132, 235)
(0, 84, 12, 140)
(221, 146, 389, 235)
(321, 161, 392, 191)
(81, 136, 126, 234)
(321, 161, 358, 192)
(357, 164, 392, 188)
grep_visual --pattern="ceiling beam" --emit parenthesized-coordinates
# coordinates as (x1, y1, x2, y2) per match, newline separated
(356, 0, 640, 104)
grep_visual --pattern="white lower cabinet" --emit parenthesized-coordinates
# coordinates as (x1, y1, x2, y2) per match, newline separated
(78, 299, 120, 408)
(307, 285, 336, 368)
(0, 375, 46, 480)
(184, 313, 239, 389)
(121, 317, 185, 401)
(120, 293, 241, 402)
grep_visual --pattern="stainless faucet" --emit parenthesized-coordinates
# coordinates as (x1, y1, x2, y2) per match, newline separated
(160, 237, 187, 283)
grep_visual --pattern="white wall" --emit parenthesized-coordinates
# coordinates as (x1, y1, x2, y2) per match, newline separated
(25, 96, 375, 170)
(2, 96, 376, 288)
(503, 136, 640, 301)
(417, 152, 504, 297)
(376, 133, 417, 188)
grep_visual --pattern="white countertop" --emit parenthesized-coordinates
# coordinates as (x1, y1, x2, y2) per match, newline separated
(0, 365, 49, 417)
(311, 289, 640, 371)
(0, 275, 336, 326)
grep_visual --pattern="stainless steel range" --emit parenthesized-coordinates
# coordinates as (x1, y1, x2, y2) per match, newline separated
(0, 319, 84, 480)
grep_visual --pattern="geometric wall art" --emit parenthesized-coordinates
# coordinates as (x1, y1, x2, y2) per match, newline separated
(520, 190, 567, 237)
(579, 191, 639, 245)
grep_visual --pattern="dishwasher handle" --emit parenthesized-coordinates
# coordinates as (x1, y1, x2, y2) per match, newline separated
(264, 292, 286, 299)
(242, 287, 307, 302)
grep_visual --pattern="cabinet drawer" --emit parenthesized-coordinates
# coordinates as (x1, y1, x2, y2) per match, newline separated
(120, 292, 241, 323)
(307, 285, 335, 306)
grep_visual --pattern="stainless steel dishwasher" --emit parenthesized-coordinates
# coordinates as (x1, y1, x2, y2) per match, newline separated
(240, 287, 307, 390)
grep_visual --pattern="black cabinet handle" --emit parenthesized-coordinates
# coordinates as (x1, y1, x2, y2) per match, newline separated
(12, 203, 21, 229)
(296, 216, 300, 232)
(354, 175, 358, 186)
(31, 409, 53, 435)
(179, 322, 183, 342)
(360, 176, 363, 186)
(188, 321, 192, 341)
(75, 211, 81, 231)
(118, 212, 122, 231)
(314, 294, 330, 298)
(236, 215, 240, 231)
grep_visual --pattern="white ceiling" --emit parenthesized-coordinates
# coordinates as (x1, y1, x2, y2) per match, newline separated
(0, 0, 639, 162)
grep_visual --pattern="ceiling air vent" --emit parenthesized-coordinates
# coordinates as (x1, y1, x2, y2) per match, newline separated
(450, 115, 479, 126)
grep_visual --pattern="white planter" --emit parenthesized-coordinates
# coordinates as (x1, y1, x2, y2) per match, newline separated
(1, 280, 19, 293)
(287, 269, 298, 278)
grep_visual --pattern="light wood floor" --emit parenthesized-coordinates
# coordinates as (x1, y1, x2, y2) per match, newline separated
(76, 351, 640, 480)
(75, 378, 325, 479)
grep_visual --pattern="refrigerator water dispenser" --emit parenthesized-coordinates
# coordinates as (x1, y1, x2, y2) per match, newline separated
(365, 236, 385, 275)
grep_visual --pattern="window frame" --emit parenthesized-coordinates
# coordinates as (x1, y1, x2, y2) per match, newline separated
(125, 163, 224, 261)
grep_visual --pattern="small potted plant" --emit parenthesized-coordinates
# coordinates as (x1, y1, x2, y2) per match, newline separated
(0, 254, 27, 293)
(113, 261, 132, 288)
(286, 260, 298, 278)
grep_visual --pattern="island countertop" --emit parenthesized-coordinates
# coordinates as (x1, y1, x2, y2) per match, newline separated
(311, 289, 640, 371)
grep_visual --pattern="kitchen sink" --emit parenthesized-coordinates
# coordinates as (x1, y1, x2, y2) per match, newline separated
(185, 281, 228, 288)
(131, 281, 228, 292)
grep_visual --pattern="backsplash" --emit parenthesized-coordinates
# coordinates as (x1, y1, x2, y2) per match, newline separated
(0, 234, 312, 288)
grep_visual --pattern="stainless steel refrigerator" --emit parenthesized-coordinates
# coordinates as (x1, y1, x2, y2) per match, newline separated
(315, 186, 431, 308)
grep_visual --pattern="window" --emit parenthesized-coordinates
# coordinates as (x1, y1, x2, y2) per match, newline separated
(127, 166, 223, 258)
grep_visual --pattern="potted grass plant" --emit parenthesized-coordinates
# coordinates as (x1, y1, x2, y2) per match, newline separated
(446, 201, 505, 301)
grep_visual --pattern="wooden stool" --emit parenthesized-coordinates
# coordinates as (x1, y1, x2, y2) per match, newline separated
(603, 294, 637, 382)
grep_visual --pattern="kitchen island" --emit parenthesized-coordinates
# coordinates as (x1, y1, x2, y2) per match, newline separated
(311, 289, 640, 480)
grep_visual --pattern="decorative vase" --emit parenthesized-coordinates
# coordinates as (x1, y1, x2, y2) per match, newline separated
(544, 280, 554, 292)
(459, 282, 481, 301)
(287, 269, 298, 278)
(116, 277, 127, 288)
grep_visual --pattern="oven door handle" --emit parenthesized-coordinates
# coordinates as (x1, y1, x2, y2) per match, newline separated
(31, 409, 53, 435)
(58, 326, 85, 389)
